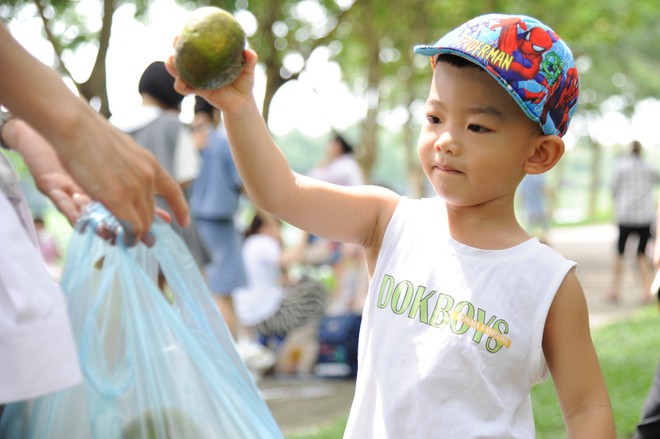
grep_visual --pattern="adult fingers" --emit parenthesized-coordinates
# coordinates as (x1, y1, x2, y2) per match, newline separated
(98, 176, 151, 243)
(153, 166, 189, 227)
(72, 192, 92, 210)
(155, 207, 172, 224)
(47, 188, 82, 225)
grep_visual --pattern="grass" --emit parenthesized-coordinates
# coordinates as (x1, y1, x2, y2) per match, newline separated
(533, 304, 660, 438)
(286, 305, 660, 439)
(287, 419, 348, 439)
(601, 307, 660, 436)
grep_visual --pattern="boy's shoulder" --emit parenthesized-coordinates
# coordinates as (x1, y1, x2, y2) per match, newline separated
(388, 196, 447, 229)
(392, 196, 441, 214)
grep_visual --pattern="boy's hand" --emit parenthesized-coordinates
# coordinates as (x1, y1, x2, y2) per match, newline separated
(165, 47, 258, 114)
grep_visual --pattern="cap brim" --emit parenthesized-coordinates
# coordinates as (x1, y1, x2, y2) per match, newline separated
(413, 45, 542, 127)
(414, 46, 486, 70)
(413, 45, 443, 57)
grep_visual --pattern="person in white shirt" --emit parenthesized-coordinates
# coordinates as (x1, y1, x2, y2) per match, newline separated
(233, 212, 327, 374)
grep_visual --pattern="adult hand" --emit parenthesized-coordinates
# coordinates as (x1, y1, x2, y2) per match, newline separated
(53, 106, 190, 245)
(0, 22, 190, 245)
(75, 201, 156, 247)
(3, 118, 172, 247)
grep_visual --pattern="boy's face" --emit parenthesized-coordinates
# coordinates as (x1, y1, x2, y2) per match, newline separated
(418, 60, 542, 209)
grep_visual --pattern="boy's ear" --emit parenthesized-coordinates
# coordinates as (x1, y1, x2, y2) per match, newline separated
(524, 135, 565, 174)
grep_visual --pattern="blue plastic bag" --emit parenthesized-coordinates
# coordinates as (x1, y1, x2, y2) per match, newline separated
(0, 203, 283, 438)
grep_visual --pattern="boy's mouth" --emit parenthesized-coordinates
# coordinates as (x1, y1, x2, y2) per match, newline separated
(436, 163, 462, 174)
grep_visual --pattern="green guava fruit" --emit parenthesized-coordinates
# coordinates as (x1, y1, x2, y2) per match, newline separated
(174, 7, 246, 89)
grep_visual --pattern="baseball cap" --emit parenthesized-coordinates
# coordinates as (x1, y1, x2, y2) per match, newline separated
(414, 14, 579, 137)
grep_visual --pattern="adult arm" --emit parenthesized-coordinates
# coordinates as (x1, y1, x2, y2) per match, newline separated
(0, 22, 189, 241)
(543, 270, 616, 438)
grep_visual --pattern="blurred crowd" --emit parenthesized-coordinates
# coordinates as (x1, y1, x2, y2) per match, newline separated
(4, 10, 660, 437)
(17, 60, 370, 380)
(6, 26, 659, 390)
(20, 60, 660, 384)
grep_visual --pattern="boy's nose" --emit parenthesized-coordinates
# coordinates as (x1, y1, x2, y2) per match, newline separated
(434, 131, 458, 154)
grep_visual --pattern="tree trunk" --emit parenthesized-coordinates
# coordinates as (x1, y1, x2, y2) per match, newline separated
(35, 0, 116, 117)
(258, 0, 284, 123)
(403, 92, 423, 197)
(77, 0, 115, 117)
(356, 0, 379, 182)
(587, 135, 602, 220)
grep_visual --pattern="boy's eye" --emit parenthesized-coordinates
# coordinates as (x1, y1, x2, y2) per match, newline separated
(426, 115, 441, 124)
(468, 124, 491, 134)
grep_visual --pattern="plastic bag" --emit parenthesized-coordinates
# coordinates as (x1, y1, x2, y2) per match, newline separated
(0, 203, 283, 438)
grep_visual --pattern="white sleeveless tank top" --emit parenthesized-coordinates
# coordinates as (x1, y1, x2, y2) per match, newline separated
(344, 197, 576, 438)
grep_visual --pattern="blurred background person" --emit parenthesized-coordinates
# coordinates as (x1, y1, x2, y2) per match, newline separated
(33, 216, 61, 279)
(634, 199, 660, 439)
(308, 133, 367, 314)
(607, 140, 660, 303)
(188, 96, 247, 339)
(517, 173, 552, 245)
(308, 133, 365, 187)
(110, 61, 209, 270)
(233, 212, 328, 376)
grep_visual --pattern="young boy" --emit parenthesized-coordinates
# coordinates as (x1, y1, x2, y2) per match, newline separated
(168, 13, 615, 438)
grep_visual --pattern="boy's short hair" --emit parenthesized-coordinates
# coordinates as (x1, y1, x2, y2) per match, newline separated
(415, 14, 579, 137)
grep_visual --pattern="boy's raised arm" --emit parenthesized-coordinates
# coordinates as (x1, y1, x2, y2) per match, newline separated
(166, 50, 399, 249)
(542, 270, 616, 438)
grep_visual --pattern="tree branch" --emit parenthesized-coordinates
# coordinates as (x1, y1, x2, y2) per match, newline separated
(33, 0, 76, 85)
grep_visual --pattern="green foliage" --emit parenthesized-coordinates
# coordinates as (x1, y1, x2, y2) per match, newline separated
(5, 0, 660, 213)
(275, 130, 327, 174)
(0, 149, 28, 178)
(6, 0, 660, 115)
(0, 1, 149, 53)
